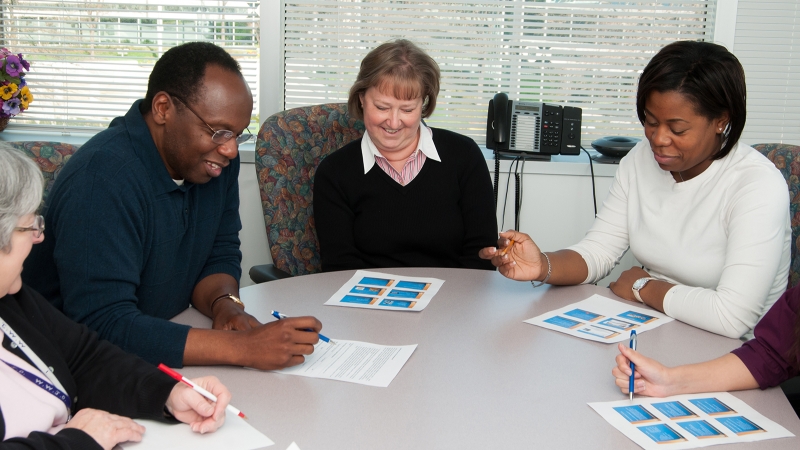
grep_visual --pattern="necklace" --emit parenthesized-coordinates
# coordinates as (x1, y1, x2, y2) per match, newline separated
(678, 171, 685, 182)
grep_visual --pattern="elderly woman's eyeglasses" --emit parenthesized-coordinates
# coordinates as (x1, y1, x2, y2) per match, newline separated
(167, 93, 253, 145)
(14, 215, 45, 238)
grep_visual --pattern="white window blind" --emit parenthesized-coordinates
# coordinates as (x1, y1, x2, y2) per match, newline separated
(734, 0, 800, 145)
(283, 0, 717, 146)
(0, 0, 260, 132)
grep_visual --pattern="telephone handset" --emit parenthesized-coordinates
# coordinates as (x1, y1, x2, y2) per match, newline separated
(486, 92, 581, 157)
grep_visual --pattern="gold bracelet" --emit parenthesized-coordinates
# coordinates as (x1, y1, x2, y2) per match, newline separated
(531, 252, 551, 288)
(210, 293, 244, 311)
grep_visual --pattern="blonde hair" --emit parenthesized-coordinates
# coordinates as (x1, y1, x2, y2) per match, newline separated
(348, 39, 440, 120)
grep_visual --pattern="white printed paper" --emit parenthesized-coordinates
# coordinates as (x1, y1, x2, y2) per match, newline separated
(589, 392, 795, 449)
(524, 294, 673, 343)
(275, 339, 417, 387)
(121, 410, 274, 450)
(324, 270, 444, 312)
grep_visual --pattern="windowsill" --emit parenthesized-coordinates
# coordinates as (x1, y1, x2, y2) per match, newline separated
(0, 127, 618, 173)
(0, 128, 257, 163)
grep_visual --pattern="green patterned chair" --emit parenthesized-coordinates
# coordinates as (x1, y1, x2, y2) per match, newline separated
(753, 143, 800, 288)
(4, 141, 80, 202)
(250, 104, 365, 283)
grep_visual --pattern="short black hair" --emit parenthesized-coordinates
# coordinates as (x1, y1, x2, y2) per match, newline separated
(636, 40, 746, 159)
(141, 41, 242, 113)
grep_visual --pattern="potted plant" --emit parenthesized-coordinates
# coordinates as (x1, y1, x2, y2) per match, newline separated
(0, 48, 32, 131)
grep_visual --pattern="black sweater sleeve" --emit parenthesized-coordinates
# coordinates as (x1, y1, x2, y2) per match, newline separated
(23, 285, 177, 418)
(314, 141, 371, 272)
(0, 286, 178, 450)
(452, 135, 499, 270)
(0, 416, 102, 450)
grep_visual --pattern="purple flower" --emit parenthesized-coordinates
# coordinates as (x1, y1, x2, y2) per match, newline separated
(17, 54, 29, 71)
(4, 54, 22, 77)
(18, 78, 26, 88)
(2, 97, 20, 115)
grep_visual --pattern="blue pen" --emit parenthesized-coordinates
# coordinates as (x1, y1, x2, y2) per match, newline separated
(629, 330, 637, 401)
(270, 310, 334, 344)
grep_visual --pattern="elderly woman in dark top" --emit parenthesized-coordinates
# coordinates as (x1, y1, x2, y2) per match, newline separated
(314, 39, 498, 271)
(0, 144, 230, 450)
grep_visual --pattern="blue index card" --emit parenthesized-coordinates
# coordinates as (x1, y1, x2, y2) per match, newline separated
(563, 308, 602, 321)
(386, 289, 423, 299)
(677, 420, 726, 439)
(379, 299, 415, 308)
(689, 398, 736, 415)
(350, 286, 385, 296)
(597, 317, 638, 331)
(395, 280, 430, 291)
(716, 416, 766, 436)
(544, 316, 582, 329)
(340, 295, 377, 305)
(651, 401, 697, 420)
(359, 277, 394, 287)
(637, 424, 687, 443)
(617, 310, 658, 324)
(613, 405, 659, 424)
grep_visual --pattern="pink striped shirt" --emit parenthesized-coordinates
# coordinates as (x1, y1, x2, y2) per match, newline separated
(374, 149, 427, 186)
(361, 123, 440, 186)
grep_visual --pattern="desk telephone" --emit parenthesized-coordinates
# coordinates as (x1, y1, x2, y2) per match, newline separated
(486, 92, 582, 157)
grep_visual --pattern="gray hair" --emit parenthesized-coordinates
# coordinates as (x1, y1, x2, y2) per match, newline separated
(0, 143, 44, 252)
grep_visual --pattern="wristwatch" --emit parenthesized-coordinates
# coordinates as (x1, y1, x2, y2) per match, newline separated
(211, 293, 245, 311)
(631, 277, 657, 303)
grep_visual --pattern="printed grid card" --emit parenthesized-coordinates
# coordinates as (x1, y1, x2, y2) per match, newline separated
(589, 392, 795, 449)
(325, 270, 444, 312)
(524, 294, 673, 343)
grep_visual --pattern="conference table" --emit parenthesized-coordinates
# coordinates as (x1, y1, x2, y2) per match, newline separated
(173, 268, 800, 449)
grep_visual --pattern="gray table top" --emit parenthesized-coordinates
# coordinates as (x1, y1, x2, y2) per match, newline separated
(173, 268, 800, 449)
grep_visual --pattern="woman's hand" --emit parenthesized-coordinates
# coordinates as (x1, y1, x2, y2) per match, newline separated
(612, 343, 673, 398)
(165, 376, 230, 434)
(478, 230, 546, 281)
(64, 408, 146, 450)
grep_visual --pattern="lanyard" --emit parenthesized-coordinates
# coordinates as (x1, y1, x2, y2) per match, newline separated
(1, 359, 72, 411)
(0, 315, 70, 405)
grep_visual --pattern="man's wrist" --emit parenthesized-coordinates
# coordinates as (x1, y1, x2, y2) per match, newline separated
(210, 293, 244, 314)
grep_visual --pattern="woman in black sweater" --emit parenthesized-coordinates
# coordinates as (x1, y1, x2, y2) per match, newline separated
(0, 145, 231, 450)
(314, 39, 498, 272)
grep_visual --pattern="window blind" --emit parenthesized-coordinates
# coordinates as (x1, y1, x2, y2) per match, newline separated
(734, 0, 799, 145)
(282, 0, 717, 145)
(0, 0, 260, 133)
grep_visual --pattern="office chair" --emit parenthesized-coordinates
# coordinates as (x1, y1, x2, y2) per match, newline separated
(6, 141, 80, 200)
(250, 103, 365, 283)
(754, 143, 800, 289)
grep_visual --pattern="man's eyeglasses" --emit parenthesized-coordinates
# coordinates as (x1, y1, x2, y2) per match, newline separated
(15, 215, 45, 239)
(167, 93, 253, 145)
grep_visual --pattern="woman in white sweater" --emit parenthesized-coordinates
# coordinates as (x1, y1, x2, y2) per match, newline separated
(480, 41, 790, 339)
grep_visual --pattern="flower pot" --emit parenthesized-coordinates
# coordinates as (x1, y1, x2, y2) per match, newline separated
(0, 117, 8, 132)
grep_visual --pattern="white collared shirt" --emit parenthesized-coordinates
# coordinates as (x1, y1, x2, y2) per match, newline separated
(360, 122, 441, 175)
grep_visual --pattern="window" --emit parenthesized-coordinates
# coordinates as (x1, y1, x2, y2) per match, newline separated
(282, 0, 718, 145)
(0, 0, 260, 132)
(733, 0, 799, 144)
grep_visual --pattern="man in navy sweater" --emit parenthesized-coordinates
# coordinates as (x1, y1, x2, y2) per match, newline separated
(24, 42, 322, 369)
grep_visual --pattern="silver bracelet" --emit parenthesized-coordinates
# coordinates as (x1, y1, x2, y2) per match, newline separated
(531, 252, 551, 288)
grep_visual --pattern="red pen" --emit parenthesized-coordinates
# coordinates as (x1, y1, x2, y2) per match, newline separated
(158, 363, 247, 420)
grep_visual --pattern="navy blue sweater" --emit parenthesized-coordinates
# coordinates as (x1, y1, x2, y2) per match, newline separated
(314, 128, 497, 271)
(24, 100, 242, 367)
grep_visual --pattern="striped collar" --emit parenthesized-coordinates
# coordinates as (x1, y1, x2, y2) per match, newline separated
(361, 122, 441, 174)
